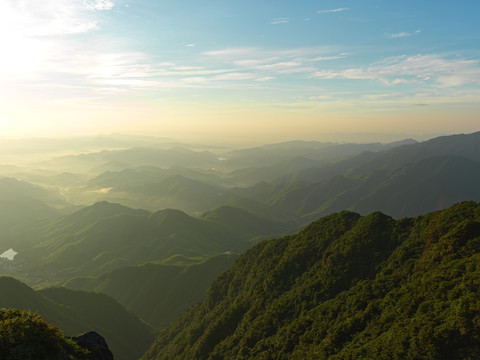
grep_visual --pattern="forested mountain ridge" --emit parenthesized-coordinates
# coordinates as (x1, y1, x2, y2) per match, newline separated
(16, 201, 253, 283)
(142, 201, 480, 360)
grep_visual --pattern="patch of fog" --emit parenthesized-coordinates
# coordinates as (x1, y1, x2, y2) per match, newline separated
(0, 248, 18, 261)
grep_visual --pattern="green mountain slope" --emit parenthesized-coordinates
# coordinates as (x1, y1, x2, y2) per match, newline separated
(65, 254, 239, 328)
(200, 205, 293, 237)
(0, 277, 153, 360)
(17, 202, 248, 283)
(141, 201, 480, 360)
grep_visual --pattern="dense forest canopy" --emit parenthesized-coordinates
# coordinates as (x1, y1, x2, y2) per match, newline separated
(142, 202, 480, 360)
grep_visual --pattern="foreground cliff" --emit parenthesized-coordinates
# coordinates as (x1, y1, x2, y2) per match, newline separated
(142, 201, 480, 359)
(0, 277, 152, 360)
(0, 309, 112, 360)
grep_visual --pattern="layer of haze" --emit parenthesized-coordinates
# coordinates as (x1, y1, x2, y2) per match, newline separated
(0, 1, 479, 143)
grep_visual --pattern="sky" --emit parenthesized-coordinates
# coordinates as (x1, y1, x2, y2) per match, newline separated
(0, 0, 479, 143)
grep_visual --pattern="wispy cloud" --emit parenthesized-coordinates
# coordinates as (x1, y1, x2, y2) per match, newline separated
(314, 55, 349, 61)
(255, 77, 275, 82)
(310, 54, 480, 87)
(386, 29, 422, 39)
(309, 95, 333, 100)
(0, 0, 115, 37)
(270, 17, 289, 25)
(202, 46, 346, 78)
(214, 72, 256, 81)
(203, 48, 258, 59)
(256, 61, 302, 70)
(317, 8, 349, 14)
(387, 32, 411, 39)
(83, 0, 114, 11)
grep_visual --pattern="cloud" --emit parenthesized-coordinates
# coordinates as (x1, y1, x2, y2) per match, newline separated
(203, 48, 258, 59)
(309, 54, 480, 87)
(255, 77, 275, 82)
(386, 29, 422, 39)
(314, 55, 348, 61)
(270, 17, 289, 25)
(200, 46, 348, 80)
(180, 77, 207, 84)
(0, 0, 115, 37)
(317, 8, 349, 14)
(214, 72, 256, 80)
(256, 61, 302, 71)
(386, 32, 411, 39)
(309, 95, 333, 100)
(83, 0, 114, 11)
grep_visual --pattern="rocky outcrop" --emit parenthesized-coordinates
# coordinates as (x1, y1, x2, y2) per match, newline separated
(71, 331, 114, 360)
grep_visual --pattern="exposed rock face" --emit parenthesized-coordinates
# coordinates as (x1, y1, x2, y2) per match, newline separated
(71, 331, 114, 360)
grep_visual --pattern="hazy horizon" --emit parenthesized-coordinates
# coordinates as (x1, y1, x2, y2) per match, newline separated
(1, 1, 479, 141)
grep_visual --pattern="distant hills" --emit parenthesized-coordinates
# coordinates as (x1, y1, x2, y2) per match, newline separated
(200, 205, 291, 237)
(43, 131, 480, 223)
(65, 253, 239, 328)
(17, 202, 254, 283)
(6, 132, 478, 224)
(0, 276, 153, 360)
(249, 154, 480, 220)
(230, 132, 480, 221)
(142, 201, 480, 359)
(39, 147, 220, 174)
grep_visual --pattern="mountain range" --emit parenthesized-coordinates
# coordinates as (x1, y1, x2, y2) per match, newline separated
(16, 201, 255, 284)
(1, 132, 480, 359)
(142, 201, 480, 359)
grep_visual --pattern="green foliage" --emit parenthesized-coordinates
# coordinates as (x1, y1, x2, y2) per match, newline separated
(0, 277, 153, 360)
(141, 202, 480, 360)
(0, 309, 89, 360)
